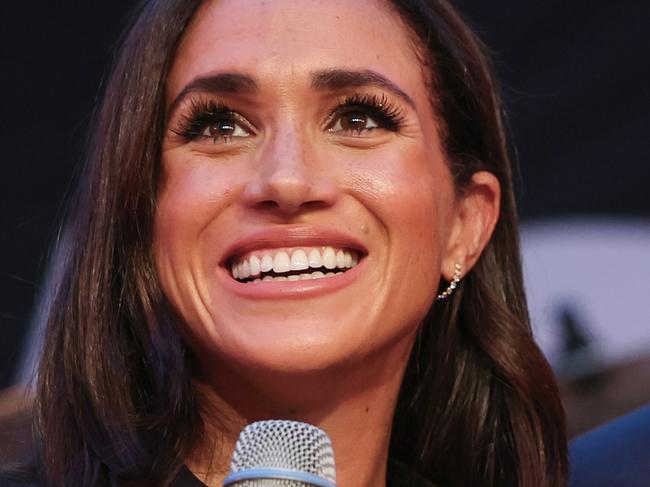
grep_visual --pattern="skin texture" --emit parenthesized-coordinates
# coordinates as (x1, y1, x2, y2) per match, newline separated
(153, 0, 500, 485)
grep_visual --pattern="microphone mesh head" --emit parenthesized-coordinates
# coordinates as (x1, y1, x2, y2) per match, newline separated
(228, 420, 336, 486)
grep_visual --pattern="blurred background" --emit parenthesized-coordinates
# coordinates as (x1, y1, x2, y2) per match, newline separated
(1, 0, 649, 440)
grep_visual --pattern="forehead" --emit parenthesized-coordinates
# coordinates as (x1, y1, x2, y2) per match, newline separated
(168, 0, 426, 99)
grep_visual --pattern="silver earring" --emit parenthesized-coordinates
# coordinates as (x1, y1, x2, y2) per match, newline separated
(436, 263, 462, 301)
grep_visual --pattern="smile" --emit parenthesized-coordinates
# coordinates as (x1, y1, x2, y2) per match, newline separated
(229, 246, 360, 283)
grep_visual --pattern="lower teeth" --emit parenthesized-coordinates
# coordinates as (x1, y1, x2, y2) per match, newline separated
(247, 271, 342, 283)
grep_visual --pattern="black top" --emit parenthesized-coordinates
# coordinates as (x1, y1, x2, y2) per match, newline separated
(0, 460, 437, 486)
(173, 461, 436, 487)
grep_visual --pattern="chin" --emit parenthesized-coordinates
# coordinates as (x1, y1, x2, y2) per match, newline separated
(214, 323, 365, 373)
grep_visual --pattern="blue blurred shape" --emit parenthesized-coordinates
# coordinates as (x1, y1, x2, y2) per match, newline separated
(570, 402, 650, 486)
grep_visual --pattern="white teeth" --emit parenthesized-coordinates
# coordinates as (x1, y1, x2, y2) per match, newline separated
(260, 254, 274, 272)
(287, 274, 300, 281)
(249, 255, 261, 276)
(231, 246, 361, 281)
(322, 247, 336, 269)
(290, 249, 309, 271)
(241, 260, 251, 279)
(273, 251, 291, 273)
(336, 249, 346, 268)
(308, 248, 322, 268)
(275, 276, 287, 281)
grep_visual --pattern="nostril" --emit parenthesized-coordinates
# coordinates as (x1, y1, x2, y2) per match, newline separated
(251, 198, 330, 214)
(300, 200, 332, 211)
(253, 200, 281, 210)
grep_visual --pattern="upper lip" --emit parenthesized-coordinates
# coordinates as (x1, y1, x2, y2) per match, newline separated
(219, 225, 369, 265)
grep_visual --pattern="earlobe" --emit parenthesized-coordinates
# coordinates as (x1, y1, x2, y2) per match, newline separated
(441, 171, 501, 280)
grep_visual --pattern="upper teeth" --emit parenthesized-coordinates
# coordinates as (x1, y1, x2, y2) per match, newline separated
(230, 247, 359, 280)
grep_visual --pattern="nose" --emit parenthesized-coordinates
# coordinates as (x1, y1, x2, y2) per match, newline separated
(241, 127, 338, 215)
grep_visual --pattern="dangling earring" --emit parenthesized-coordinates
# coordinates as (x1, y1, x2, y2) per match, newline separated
(436, 263, 462, 301)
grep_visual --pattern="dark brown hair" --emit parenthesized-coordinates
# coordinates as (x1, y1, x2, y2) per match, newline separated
(388, 2, 567, 486)
(31, 0, 567, 485)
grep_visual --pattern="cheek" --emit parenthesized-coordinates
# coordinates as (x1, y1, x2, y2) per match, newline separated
(154, 152, 245, 259)
(157, 155, 236, 225)
(342, 143, 453, 326)
(346, 143, 451, 250)
(152, 156, 238, 317)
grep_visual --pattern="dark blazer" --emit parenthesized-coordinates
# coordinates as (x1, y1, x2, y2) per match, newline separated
(570, 402, 650, 486)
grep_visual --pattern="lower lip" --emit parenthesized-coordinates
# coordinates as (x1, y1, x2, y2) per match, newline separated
(217, 260, 364, 299)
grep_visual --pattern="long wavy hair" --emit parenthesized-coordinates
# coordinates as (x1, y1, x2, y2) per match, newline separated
(30, 0, 567, 485)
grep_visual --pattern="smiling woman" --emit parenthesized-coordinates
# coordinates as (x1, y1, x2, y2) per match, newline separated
(0, 1, 567, 486)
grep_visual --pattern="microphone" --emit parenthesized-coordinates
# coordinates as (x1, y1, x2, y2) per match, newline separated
(223, 420, 337, 486)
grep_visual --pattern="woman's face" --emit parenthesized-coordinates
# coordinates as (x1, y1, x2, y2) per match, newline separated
(155, 0, 457, 375)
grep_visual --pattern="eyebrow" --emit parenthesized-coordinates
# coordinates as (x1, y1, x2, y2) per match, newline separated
(310, 68, 415, 108)
(168, 68, 415, 120)
(167, 72, 258, 119)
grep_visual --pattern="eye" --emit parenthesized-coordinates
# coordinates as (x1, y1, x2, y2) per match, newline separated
(326, 93, 405, 136)
(201, 118, 250, 141)
(329, 110, 380, 134)
(172, 99, 255, 144)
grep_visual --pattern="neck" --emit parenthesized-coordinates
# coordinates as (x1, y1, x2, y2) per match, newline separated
(186, 336, 414, 487)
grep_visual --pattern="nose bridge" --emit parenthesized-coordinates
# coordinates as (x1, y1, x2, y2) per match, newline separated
(267, 119, 309, 179)
(244, 116, 336, 213)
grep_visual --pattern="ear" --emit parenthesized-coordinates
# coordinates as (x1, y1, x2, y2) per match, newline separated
(441, 171, 500, 280)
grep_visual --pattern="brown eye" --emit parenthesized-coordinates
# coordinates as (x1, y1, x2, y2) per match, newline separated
(330, 110, 379, 134)
(208, 121, 236, 137)
(202, 118, 249, 141)
(341, 112, 368, 132)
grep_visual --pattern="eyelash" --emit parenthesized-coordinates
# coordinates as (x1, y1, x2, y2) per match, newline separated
(172, 93, 405, 143)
